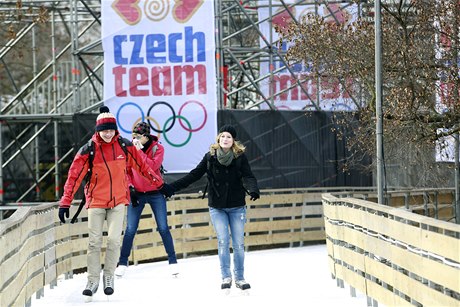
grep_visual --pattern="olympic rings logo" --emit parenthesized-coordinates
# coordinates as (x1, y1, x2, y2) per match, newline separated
(116, 100, 208, 147)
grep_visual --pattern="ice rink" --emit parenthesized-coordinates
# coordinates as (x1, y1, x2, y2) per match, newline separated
(31, 244, 370, 307)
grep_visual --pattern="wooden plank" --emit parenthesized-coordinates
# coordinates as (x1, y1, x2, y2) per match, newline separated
(246, 219, 300, 232)
(170, 225, 215, 238)
(0, 239, 35, 291)
(247, 206, 303, 219)
(168, 212, 211, 224)
(264, 193, 304, 204)
(340, 205, 460, 262)
(337, 227, 460, 293)
(392, 264, 458, 306)
(327, 256, 335, 277)
(334, 245, 365, 272)
(71, 237, 89, 254)
(324, 221, 340, 240)
(365, 278, 412, 306)
(175, 239, 217, 254)
(1, 225, 23, 262)
(322, 201, 340, 220)
(138, 217, 157, 230)
(71, 254, 87, 271)
(419, 229, 460, 263)
(364, 256, 458, 306)
(339, 264, 367, 294)
(55, 224, 71, 241)
(167, 198, 208, 211)
(245, 218, 324, 233)
(0, 253, 28, 307)
(55, 241, 74, 259)
(26, 273, 45, 304)
(245, 230, 324, 246)
(44, 261, 57, 285)
(69, 222, 89, 237)
(55, 258, 73, 277)
(133, 232, 162, 246)
(25, 254, 44, 300)
(132, 245, 168, 262)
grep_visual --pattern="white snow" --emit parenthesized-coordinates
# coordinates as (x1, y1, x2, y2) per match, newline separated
(31, 245, 371, 307)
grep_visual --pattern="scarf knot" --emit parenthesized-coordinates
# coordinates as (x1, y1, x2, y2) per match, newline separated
(217, 148, 234, 166)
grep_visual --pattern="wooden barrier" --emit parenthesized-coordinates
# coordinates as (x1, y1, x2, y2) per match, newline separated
(0, 190, 324, 306)
(0, 188, 457, 306)
(323, 193, 460, 306)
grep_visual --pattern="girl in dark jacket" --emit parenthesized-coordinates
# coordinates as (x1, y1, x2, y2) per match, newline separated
(161, 125, 260, 291)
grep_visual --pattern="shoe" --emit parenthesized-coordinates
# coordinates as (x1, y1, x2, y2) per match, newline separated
(103, 275, 114, 295)
(221, 277, 232, 289)
(115, 265, 127, 277)
(82, 280, 99, 296)
(235, 280, 251, 290)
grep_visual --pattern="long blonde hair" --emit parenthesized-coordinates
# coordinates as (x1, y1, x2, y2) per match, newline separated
(210, 132, 246, 157)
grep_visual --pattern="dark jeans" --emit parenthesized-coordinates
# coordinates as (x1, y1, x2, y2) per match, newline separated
(119, 192, 177, 265)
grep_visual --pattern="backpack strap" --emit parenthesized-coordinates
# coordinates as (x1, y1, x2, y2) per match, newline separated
(117, 136, 129, 161)
(71, 139, 94, 224)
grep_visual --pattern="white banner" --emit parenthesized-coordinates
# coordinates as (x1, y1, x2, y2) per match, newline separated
(102, 0, 217, 172)
(258, 1, 358, 111)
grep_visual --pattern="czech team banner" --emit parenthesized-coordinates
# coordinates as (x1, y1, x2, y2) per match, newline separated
(102, 0, 217, 172)
(258, 1, 357, 111)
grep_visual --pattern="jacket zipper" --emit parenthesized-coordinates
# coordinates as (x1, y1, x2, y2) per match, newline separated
(100, 143, 114, 208)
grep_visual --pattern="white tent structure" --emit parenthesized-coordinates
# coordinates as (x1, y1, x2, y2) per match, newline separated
(31, 245, 374, 307)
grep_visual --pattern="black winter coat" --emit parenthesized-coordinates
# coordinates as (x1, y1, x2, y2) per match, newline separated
(171, 152, 259, 209)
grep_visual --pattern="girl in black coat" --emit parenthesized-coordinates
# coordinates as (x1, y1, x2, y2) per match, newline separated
(161, 125, 260, 291)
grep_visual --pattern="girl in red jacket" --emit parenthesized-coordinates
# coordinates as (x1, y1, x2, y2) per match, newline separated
(115, 122, 178, 278)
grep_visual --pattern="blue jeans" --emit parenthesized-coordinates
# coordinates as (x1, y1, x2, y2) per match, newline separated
(119, 192, 177, 265)
(209, 206, 247, 281)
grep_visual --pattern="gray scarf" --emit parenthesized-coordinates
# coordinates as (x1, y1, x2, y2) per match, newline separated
(217, 148, 234, 166)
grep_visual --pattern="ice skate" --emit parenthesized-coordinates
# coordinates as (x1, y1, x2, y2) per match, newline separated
(115, 265, 127, 278)
(82, 280, 98, 303)
(235, 279, 251, 292)
(221, 277, 232, 294)
(103, 275, 114, 295)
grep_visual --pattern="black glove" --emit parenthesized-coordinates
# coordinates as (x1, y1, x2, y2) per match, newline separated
(58, 207, 69, 223)
(130, 186, 139, 207)
(250, 192, 260, 201)
(160, 183, 175, 198)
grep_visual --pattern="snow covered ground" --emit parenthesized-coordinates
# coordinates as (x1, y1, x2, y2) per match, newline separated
(31, 244, 371, 307)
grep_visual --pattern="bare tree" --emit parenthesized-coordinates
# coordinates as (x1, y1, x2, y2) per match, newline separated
(0, 1, 51, 95)
(278, 0, 460, 187)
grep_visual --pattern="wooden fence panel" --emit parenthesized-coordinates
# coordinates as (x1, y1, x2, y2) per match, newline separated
(323, 193, 460, 307)
(0, 189, 457, 307)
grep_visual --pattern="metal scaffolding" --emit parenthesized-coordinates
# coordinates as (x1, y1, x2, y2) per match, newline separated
(0, 0, 368, 203)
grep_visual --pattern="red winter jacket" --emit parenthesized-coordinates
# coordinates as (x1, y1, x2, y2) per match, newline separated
(128, 135, 164, 192)
(60, 131, 160, 209)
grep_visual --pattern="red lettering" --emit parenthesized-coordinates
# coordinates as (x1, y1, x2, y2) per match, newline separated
(321, 78, 340, 100)
(272, 75, 298, 100)
(300, 78, 315, 101)
(129, 67, 149, 96)
(173, 64, 207, 95)
(113, 65, 127, 97)
(271, 74, 354, 102)
(112, 64, 207, 97)
(151, 66, 172, 96)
